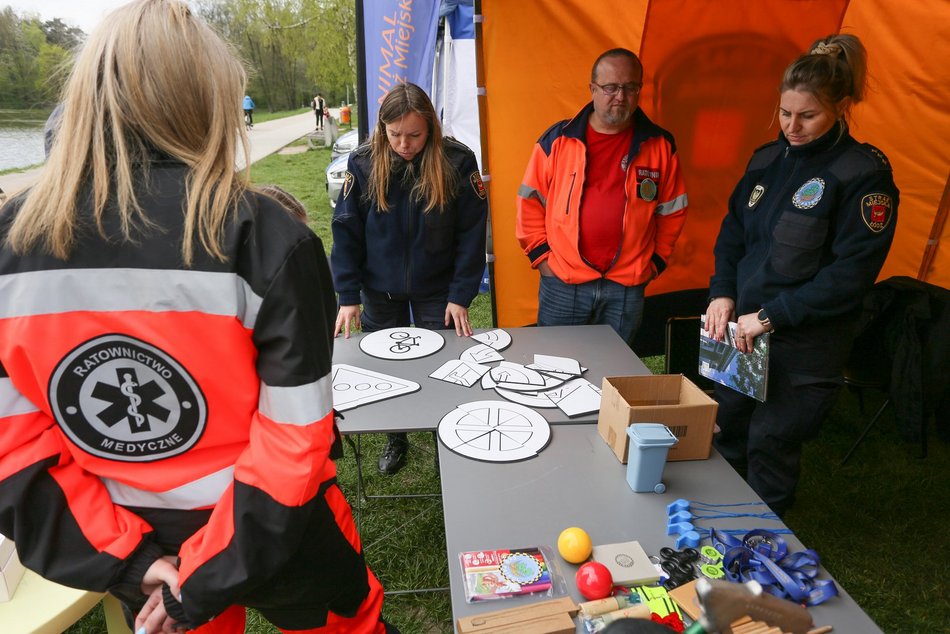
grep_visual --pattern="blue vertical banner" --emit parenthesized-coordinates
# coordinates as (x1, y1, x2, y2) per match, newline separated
(361, 0, 442, 130)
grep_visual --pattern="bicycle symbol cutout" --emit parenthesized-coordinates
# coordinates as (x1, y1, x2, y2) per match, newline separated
(389, 331, 422, 354)
(359, 327, 445, 360)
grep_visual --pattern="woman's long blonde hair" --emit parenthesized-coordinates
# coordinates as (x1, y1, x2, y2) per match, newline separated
(368, 82, 457, 213)
(5, 0, 249, 265)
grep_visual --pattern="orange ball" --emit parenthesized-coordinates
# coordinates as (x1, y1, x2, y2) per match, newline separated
(557, 526, 593, 564)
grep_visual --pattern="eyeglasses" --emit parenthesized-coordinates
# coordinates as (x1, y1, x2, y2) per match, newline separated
(592, 81, 642, 96)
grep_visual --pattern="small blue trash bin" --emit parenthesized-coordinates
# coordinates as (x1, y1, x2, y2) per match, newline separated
(625, 424, 678, 493)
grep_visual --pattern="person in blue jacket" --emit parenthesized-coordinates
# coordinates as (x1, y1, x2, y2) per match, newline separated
(331, 82, 487, 475)
(704, 34, 898, 516)
(242, 94, 255, 127)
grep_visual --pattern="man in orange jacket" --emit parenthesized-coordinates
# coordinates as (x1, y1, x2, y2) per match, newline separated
(516, 48, 688, 345)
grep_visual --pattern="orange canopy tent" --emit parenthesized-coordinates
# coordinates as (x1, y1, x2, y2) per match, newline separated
(475, 0, 950, 354)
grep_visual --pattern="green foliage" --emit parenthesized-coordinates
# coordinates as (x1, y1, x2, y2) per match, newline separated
(194, 0, 356, 111)
(0, 7, 74, 108)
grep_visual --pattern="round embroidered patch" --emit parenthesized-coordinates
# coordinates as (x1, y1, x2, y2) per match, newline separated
(49, 334, 207, 462)
(639, 178, 657, 202)
(792, 178, 825, 209)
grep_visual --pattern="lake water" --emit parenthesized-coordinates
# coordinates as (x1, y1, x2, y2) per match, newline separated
(0, 127, 45, 171)
(0, 110, 49, 171)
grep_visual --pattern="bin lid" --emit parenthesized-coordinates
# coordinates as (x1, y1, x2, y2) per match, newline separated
(626, 423, 678, 446)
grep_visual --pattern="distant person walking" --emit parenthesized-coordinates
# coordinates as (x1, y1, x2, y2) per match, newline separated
(313, 93, 326, 130)
(243, 94, 255, 128)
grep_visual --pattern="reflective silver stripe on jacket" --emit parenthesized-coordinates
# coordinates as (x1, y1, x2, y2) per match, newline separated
(0, 268, 263, 329)
(102, 465, 235, 510)
(0, 378, 39, 417)
(518, 184, 547, 208)
(655, 193, 688, 216)
(258, 375, 334, 427)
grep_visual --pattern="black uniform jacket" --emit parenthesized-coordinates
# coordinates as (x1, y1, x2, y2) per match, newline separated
(710, 123, 898, 376)
(330, 138, 488, 308)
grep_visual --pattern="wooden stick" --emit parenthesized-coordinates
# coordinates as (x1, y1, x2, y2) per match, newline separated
(807, 627, 834, 634)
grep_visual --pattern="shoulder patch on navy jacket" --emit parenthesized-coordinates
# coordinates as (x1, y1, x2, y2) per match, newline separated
(342, 171, 355, 200)
(747, 140, 783, 171)
(861, 193, 894, 233)
(469, 171, 486, 199)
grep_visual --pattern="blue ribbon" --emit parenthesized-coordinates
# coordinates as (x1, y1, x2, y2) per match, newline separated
(710, 528, 839, 606)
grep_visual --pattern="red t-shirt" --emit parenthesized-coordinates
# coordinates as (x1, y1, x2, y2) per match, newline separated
(579, 123, 634, 272)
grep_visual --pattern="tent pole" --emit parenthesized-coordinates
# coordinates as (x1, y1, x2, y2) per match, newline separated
(473, 0, 497, 327)
(917, 171, 950, 282)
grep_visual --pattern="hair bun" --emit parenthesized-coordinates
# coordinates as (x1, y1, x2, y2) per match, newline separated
(810, 42, 842, 57)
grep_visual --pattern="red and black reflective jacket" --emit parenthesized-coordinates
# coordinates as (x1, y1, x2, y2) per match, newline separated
(0, 162, 362, 624)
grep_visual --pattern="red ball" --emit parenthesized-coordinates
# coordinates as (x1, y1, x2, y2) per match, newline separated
(575, 561, 614, 600)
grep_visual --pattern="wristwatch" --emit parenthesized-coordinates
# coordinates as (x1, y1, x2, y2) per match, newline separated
(757, 308, 774, 333)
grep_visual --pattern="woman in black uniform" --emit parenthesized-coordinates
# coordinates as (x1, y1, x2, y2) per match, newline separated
(704, 34, 898, 516)
(331, 83, 487, 475)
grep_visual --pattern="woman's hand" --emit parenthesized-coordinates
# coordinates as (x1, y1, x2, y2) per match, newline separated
(734, 312, 768, 353)
(445, 302, 473, 336)
(704, 297, 735, 342)
(334, 305, 361, 338)
(136, 558, 182, 634)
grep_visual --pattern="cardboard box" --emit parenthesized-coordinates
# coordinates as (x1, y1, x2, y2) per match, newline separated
(457, 596, 578, 634)
(598, 375, 717, 462)
(0, 533, 26, 602)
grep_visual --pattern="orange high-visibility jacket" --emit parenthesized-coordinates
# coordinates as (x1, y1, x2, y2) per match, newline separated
(0, 164, 371, 627)
(517, 104, 688, 285)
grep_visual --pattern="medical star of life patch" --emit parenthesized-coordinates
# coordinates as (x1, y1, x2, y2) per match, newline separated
(49, 334, 207, 462)
(861, 193, 893, 233)
(470, 171, 487, 199)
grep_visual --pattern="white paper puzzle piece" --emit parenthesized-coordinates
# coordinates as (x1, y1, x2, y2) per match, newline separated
(488, 362, 546, 390)
(460, 343, 504, 364)
(544, 378, 602, 418)
(493, 385, 559, 408)
(496, 371, 568, 393)
(470, 329, 512, 351)
(359, 327, 445, 360)
(429, 359, 491, 387)
(331, 364, 421, 411)
(438, 400, 551, 462)
(530, 354, 582, 376)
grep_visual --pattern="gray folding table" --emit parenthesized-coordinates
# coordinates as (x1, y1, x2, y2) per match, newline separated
(438, 424, 883, 633)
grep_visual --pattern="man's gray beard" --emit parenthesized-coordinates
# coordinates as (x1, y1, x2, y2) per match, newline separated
(601, 107, 632, 127)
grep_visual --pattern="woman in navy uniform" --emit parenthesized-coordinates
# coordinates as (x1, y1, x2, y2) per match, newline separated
(331, 83, 487, 475)
(704, 34, 898, 516)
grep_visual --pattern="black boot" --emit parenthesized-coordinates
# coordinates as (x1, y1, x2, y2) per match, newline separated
(378, 433, 408, 475)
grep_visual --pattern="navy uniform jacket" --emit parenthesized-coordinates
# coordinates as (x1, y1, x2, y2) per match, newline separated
(331, 138, 488, 308)
(710, 123, 898, 375)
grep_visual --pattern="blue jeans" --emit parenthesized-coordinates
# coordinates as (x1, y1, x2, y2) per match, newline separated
(537, 275, 645, 345)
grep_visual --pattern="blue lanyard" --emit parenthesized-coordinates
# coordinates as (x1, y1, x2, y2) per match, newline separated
(710, 528, 839, 606)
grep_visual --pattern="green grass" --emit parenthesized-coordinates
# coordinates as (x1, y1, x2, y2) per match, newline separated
(67, 132, 949, 634)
